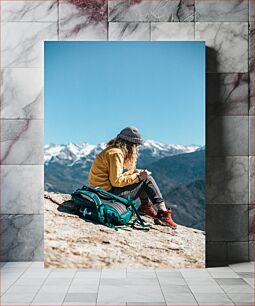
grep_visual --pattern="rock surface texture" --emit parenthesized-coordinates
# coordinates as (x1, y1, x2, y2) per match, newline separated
(44, 192, 205, 269)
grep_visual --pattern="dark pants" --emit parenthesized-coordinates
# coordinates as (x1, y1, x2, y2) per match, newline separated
(109, 175, 164, 206)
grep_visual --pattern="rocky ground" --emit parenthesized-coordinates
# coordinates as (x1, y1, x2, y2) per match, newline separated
(44, 192, 205, 269)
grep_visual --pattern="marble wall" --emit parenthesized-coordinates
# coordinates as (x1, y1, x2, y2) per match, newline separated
(0, 0, 253, 266)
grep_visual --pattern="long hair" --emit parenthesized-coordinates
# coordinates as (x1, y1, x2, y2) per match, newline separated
(106, 137, 139, 169)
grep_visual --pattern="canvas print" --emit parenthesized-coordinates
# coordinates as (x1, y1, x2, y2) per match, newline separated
(44, 41, 205, 268)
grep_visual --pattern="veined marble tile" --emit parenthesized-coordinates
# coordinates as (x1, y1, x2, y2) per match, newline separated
(249, 70, 254, 115)
(249, 116, 254, 155)
(249, 241, 254, 261)
(109, 22, 150, 40)
(0, 214, 43, 261)
(192, 293, 234, 305)
(249, 25, 254, 114)
(1, 68, 43, 119)
(151, 22, 194, 40)
(206, 73, 248, 115)
(108, 0, 194, 22)
(250, 0, 254, 21)
(1, 22, 58, 68)
(1, 0, 58, 22)
(195, 22, 248, 73)
(248, 204, 254, 241)
(207, 204, 249, 241)
(227, 292, 254, 305)
(1, 165, 43, 214)
(196, 0, 248, 22)
(206, 156, 248, 204)
(227, 242, 249, 262)
(59, 1, 107, 40)
(207, 115, 248, 156)
(249, 17, 254, 72)
(1, 119, 44, 165)
(249, 156, 254, 205)
(206, 242, 227, 263)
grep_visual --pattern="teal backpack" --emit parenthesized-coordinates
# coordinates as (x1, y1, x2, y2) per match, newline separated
(71, 185, 150, 231)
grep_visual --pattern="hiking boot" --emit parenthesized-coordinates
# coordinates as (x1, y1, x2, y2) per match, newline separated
(154, 209, 177, 229)
(138, 201, 157, 219)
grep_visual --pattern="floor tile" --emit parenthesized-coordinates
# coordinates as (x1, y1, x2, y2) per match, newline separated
(229, 262, 254, 272)
(243, 277, 255, 288)
(193, 292, 234, 305)
(127, 268, 160, 272)
(96, 285, 127, 304)
(64, 303, 96, 306)
(180, 269, 212, 278)
(156, 270, 183, 277)
(21, 269, 51, 279)
(207, 267, 240, 277)
(160, 284, 192, 294)
(220, 284, 254, 293)
(2, 285, 38, 303)
(1, 303, 30, 306)
(42, 277, 73, 286)
(99, 277, 129, 286)
(157, 277, 187, 286)
(185, 277, 219, 286)
(97, 283, 164, 304)
(68, 278, 99, 293)
(1, 261, 255, 306)
(127, 302, 166, 306)
(1, 271, 25, 280)
(48, 269, 77, 278)
(29, 261, 47, 269)
(126, 283, 164, 302)
(14, 277, 46, 287)
(163, 293, 198, 305)
(1, 279, 17, 295)
(126, 271, 157, 279)
(1, 266, 28, 273)
(64, 292, 97, 303)
(101, 268, 126, 279)
(209, 272, 241, 278)
(97, 303, 125, 306)
(75, 270, 101, 279)
(2, 262, 32, 268)
(189, 284, 224, 293)
(31, 291, 66, 305)
(215, 278, 249, 285)
(227, 292, 254, 305)
(237, 272, 254, 278)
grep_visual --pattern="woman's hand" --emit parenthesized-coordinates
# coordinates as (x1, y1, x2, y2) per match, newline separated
(138, 169, 149, 180)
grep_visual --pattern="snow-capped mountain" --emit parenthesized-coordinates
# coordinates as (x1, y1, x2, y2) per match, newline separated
(44, 141, 205, 230)
(44, 142, 105, 165)
(44, 140, 202, 166)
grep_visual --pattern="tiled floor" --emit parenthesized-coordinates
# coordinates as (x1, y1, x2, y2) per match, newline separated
(0, 262, 254, 305)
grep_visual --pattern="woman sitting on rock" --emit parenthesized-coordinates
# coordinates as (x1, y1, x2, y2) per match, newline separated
(88, 126, 177, 229)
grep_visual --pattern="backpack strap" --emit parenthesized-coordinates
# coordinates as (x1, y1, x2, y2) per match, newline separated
(82, 185, 130, 206)
(127, 195, 151, 230)
(72, 189, 101, 207)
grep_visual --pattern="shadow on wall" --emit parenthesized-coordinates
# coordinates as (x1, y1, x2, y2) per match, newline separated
(205, 46, 248, 267)
(206, 46, 225, 268)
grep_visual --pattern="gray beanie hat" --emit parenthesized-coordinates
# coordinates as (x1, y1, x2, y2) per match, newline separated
(116, 126, 143, 145)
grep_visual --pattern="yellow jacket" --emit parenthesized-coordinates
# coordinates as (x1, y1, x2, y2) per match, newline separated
(88, 146, 139, 191)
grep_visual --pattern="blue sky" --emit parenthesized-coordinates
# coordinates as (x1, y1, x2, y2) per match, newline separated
(44, 41, 205, 146)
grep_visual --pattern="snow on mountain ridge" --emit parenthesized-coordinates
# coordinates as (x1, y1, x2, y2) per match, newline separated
(44, 140, 202, 164)
(144, 139, 200, 152)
